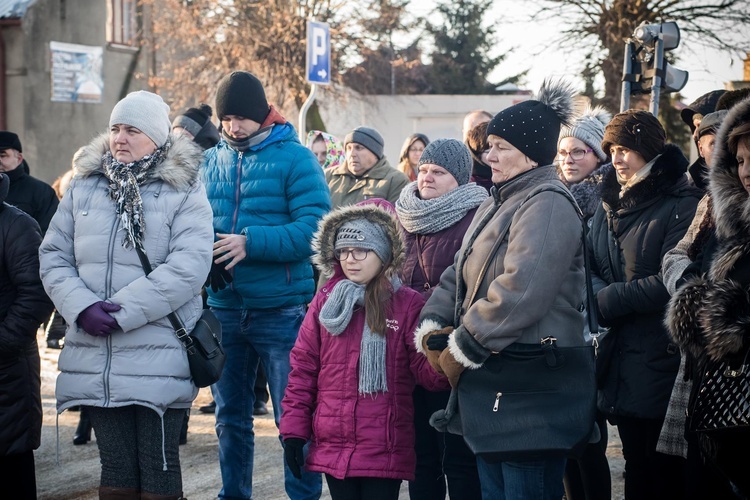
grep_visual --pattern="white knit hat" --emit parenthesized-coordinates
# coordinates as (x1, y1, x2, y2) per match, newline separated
(559, 105, 612, 162)
(109, 91, 171, 147)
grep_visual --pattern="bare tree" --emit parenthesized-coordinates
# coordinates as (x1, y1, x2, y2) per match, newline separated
(141, 0, 349, 118)
(529, 0, 750, 112)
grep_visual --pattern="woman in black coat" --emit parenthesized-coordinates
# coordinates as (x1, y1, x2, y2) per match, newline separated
(588, 110, 701, 499)
(0, 172, 54, 498)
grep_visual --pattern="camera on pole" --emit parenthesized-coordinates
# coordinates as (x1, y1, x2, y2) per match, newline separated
(620, 21, 689, 115)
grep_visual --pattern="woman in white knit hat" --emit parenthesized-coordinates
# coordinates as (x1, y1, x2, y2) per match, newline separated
(39, 90, 214, 499)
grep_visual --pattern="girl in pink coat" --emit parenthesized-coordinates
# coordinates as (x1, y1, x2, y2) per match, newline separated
(280, 202, 449, 500)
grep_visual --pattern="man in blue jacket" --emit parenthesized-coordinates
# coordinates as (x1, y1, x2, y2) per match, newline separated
(201, 71, 330, 500)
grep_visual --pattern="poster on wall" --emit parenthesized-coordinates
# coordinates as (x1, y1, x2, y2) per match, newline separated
(50, 41, 103, 103)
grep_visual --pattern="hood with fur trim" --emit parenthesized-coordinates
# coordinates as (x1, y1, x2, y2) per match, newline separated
(73, 133, 203, 191)
(666, 96, 750, 362)
(709, 96, 750, 244)
(313, 204, 404, 279)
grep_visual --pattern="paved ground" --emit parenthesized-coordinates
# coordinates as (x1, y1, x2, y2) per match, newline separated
(34, 331, 624, 499)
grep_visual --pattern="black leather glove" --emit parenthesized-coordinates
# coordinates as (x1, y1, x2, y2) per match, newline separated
(426, 333, 450, 351)
(284, 438, 305, 479)
(205, 262, 233, 293)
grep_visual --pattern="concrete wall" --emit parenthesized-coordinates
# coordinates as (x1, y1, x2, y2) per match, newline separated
(316, 86, 531, 165)
(4, 0, 151, 184)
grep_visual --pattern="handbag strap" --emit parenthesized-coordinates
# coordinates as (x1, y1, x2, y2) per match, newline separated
(134, 246, 195, 350)
(460, 183, 600, 350)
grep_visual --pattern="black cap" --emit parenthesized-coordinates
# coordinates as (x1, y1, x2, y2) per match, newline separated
(680, 90, 726, 133)
(0, 131, 22, 152)
(215, 71, 270, 124)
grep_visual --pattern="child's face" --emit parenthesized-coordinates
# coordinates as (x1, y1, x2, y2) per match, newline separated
(336, 247, 383, 285)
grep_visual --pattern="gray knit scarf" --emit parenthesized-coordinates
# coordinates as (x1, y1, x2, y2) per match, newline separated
(396, 181, 488, 235)
(319, 277, 401, 395)
(222, 126, 272, 152)
(102, 141, 169, 250)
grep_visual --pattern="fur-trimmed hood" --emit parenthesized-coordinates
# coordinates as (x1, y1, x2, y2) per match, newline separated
(313, 204, 404, 279)
(559, 163, 612, 219)
(73, 133, 203, 191)
(709, 95, 750, 245)
(601, 143, 693, 211)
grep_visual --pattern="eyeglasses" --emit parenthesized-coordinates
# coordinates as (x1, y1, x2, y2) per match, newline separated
(557, 148, 593, 162)
(334, 248, 371, 261)
(408, 147, 425, 154)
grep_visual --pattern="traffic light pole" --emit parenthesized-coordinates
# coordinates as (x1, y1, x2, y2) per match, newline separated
(620, 41, 634, 112)
(649, 37, 665, 116)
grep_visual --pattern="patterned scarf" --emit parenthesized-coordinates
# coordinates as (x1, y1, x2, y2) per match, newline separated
(396, 181, 488, 235)
(102, 141, 169, 250)
(319, 277, 401, 395)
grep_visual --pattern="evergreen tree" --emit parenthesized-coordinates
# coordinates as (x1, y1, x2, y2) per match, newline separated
(427, 0, 506, 94)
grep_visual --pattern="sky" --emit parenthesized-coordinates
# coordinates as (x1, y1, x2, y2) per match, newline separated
(408, 1, 747, 105)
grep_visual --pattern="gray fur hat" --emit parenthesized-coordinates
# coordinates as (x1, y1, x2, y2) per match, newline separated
(110, 91, 171, 147)
(335, 218, 392, 264)
(345, 127, 385, 159)
(487, 79, 577, 166)
(559, 106, 612, 162)
(418, 138, 473, 185)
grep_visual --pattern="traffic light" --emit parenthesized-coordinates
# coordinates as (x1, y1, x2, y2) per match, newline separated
(621, 21, 689, 114)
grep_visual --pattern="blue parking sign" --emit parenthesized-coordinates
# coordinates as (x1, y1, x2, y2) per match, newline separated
(306, 20, 330, 85)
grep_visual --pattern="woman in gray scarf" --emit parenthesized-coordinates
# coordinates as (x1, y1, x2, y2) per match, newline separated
(395, 138, 487, 500)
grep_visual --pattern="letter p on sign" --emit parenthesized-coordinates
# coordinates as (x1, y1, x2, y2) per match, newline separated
(306, 20, 331, 85)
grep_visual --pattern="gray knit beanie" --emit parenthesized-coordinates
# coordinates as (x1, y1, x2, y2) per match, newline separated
(418, 138, 473, 185)
(559, 106, 611, 162)
(345, 127, 385, 159)
(335, 218, 392, 264)
(110, 91, 171, 147)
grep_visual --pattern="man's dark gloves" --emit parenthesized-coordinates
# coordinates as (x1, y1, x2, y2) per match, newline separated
(77, 301, 121, 337)
(205, 262, 233, 293)
(284, 438, 306, 479)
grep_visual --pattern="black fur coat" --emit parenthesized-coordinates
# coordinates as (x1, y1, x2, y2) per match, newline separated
(666, 96, 750, 363)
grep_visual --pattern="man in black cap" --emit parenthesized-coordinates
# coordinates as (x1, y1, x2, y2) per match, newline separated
(200, 71, 329, 500)
(325, 125, 409, 208)
(0, 131, 58, 233)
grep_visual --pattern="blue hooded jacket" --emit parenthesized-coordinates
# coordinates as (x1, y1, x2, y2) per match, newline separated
(201, 122, 330, 309)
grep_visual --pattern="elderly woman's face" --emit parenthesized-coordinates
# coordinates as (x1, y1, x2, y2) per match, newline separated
(737, 139, 750, 194)
(610, 145, 647, 182)
(110, 124, 157, 164)
(418, 163, 459, 200)
(486, 135, 537, 183)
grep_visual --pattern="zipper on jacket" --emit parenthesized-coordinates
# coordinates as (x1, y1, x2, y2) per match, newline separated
(103, 215, 119, 406)
(228, 151, 243, 291)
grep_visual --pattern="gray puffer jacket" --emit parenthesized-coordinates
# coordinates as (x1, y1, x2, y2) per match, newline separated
(39, 133, 214, 415)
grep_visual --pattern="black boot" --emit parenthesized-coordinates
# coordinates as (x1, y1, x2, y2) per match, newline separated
(73, 406, 92, 445)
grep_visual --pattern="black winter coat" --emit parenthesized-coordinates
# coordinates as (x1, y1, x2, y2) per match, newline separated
(0, 173, 54, 456)
(589, 144, 701, 420)
(4, 163, 59, 234)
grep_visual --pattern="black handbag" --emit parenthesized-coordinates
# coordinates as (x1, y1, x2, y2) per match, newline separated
(689, 348, 750, 435)
(458, 338, 597, 461)
(456, 185, 598, 462)
(136, 247, 226, 388)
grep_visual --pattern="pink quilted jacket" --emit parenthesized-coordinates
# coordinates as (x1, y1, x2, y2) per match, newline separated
(280, 275, 449, 480)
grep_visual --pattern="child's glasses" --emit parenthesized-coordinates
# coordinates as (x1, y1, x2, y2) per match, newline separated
(334, 248, 371, 261)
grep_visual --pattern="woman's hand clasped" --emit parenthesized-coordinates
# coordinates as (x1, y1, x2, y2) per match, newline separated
(77, 301, 122, 337)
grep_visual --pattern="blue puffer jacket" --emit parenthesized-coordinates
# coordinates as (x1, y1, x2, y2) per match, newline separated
(201, 122, 331, 310)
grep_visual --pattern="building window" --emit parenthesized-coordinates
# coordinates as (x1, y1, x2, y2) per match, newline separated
(107, 0, 138, 46)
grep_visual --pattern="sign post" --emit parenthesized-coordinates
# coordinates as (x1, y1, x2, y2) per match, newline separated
(299, 20, 331, 142)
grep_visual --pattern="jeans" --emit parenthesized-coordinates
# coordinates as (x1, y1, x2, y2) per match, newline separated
(476, 456, 566, 500)
(212, 306, 322, 500)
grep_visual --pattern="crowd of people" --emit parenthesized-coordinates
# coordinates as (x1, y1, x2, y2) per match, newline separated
(2, 67, 750, 500)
